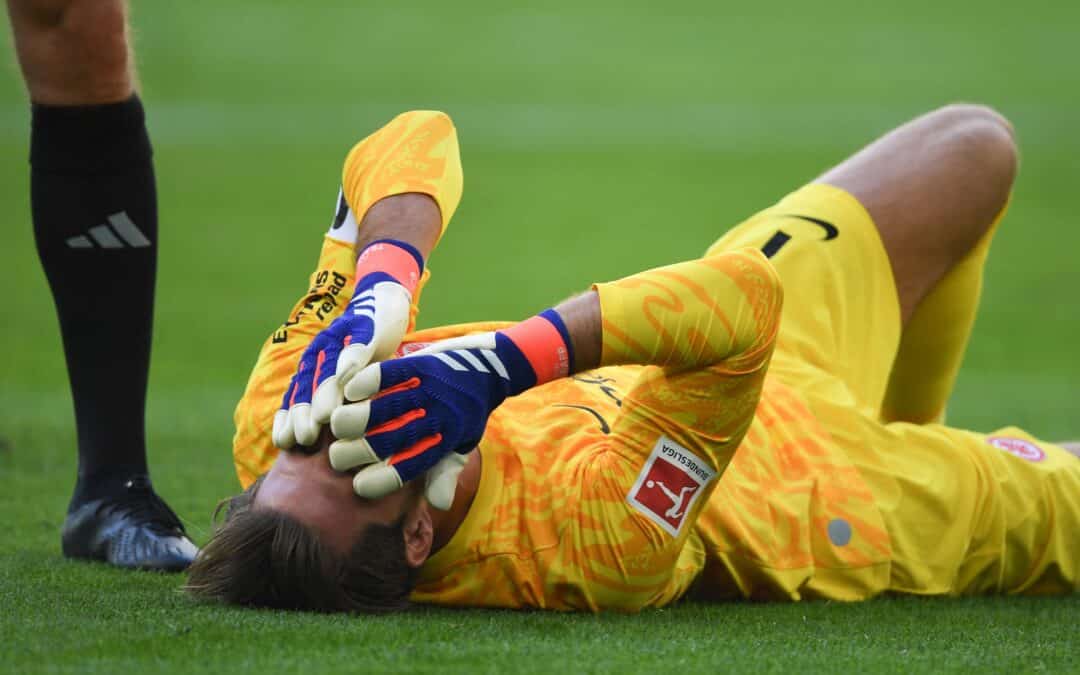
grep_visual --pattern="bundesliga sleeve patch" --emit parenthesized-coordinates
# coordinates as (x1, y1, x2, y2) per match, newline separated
(626, 436, 717, 537)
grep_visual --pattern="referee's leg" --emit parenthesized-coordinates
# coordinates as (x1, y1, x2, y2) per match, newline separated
(6, 0, 197, 570)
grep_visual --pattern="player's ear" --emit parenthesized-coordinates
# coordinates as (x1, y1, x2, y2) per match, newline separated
(401, 500, 433, 568)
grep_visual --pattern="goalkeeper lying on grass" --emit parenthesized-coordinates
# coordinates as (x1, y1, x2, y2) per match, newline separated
(187, 108, 1079, 612)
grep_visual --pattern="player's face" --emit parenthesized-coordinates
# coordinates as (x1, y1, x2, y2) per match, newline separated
(253, 434, 421, 554)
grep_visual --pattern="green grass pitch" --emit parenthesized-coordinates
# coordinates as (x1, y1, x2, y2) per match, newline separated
(1, 1, 1077, 672)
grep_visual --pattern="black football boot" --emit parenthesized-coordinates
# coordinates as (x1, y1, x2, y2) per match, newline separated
(61, 475, 198, 572)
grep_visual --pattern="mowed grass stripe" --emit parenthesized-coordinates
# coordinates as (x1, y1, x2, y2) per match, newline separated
(0, 102, 1077, 151)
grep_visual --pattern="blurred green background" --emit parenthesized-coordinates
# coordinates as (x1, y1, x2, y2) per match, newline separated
(1, 1, 1077, 672)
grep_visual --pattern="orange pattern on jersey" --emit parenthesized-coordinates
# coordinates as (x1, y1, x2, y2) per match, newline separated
(692, 379, 893, 602)
(233, 234, 895, 610)
(414, 250, 785, 611)
(341, 110, 462, 238)
(596, 252, 780, 375)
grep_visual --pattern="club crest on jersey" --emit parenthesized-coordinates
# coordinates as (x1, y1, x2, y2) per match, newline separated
(987, 436, 1045, 462)
(627, 436, 716, 536)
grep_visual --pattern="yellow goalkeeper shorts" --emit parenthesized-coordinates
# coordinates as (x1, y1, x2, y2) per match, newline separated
(703, 182, 1079, 597)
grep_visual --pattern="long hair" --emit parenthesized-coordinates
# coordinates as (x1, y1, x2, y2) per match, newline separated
(185, 478, 417, 613)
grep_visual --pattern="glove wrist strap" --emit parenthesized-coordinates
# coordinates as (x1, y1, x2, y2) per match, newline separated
(501, 309, 573, 388)
(354, 239, 424, 294)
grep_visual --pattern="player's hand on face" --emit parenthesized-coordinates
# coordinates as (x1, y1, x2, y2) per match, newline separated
(272, 256, 414, 450)
(327, 333, 531, 510)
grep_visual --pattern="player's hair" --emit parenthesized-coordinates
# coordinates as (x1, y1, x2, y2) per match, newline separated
(184, 476, 417, 613)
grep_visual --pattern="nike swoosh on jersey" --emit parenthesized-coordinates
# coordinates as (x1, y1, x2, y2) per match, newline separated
(781, 214, 839, 240)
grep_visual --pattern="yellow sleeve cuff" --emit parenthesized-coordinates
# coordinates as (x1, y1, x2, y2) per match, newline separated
(341, 110, 463, 243)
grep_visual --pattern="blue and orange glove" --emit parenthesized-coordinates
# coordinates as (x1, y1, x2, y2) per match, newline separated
(327, 310, 574, 509)
(272, 239, 424, 450)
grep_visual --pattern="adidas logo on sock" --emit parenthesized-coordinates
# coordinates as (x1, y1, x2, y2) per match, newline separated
(66, 212, 151, 249)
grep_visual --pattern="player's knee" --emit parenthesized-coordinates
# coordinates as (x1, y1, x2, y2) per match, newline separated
(930, 104, 1018, 243)
(934, 103, 1018, 195)
(10, 0, 132, 103)
(933, 103, 1014, 134)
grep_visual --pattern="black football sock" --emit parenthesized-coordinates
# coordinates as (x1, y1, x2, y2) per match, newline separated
(30, 96, 159, 508)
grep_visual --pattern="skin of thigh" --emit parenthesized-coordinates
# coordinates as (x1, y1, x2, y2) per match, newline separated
(5, 0, 133, 104)
(816, 104, 1017, 324)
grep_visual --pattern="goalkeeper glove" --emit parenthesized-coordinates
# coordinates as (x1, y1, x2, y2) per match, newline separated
(272, 239, 423, 449)
(328, 309, 573, 510)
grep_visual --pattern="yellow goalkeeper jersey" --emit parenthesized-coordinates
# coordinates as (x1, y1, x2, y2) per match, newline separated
(234, 180, 1079, 611)
(232, 99, 1080, 608)
(407, 351, 896, 609)
(235, 238, 827, 611)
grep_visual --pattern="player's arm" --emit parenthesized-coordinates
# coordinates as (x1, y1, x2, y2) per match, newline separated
(232, 194, 448, 486)
(270, 111, 464, 449)
(328, 248, 782, 508)
(232, 111, 462, 486)
(540, 246, 782, 382)
(570, 251, 784, 608)
(270, 196, 439, 448)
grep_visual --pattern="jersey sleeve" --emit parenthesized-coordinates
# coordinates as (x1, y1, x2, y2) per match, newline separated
(231, 111, 464, 487)
(232, 236, 357, 487)
(341, 110, 463, 243)
(232, 235, 447, 487)
(569, 249, 783, 609)
(594, 248, 782, 376)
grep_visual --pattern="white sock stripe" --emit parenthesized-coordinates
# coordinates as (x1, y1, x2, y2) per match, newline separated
(454, 350, 489, 373)
(480, 349, 510, 380)
(88, 225, 123, 249)
(353, 292, 375, 303)
(66, 236, 92, 249)
(108, 212, 151, 247)
(434, 352, 468, 371)
(352, 308, 375, 318)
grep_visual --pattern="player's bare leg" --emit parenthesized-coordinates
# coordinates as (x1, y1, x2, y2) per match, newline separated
(5, 0, 196, 570)
(817, 104, 1018, 422)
